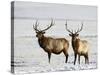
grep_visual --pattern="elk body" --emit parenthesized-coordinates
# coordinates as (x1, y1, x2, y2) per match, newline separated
(65, 21, 89, 65)
(33, 20, 69, 63)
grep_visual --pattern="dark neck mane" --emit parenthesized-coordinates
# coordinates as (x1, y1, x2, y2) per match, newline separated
(38, 35, 46, 49)
(71, 37, 80, 51)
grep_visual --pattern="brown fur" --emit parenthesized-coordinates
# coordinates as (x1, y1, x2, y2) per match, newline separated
(72, 38, 80, 53)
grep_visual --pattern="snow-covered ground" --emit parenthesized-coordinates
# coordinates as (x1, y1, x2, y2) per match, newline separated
(13, 37, 97, 74)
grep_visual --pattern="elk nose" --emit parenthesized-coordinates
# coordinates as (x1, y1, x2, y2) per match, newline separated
(36, 35, 38, 37)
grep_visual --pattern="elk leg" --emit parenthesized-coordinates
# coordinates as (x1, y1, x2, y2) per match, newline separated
(48, 52, 51, 63)
(85, 56, 87, 64)
(74, 53, 77, 65)
(87, 55, 89, 64)
(78, 55, 80, 64)
(85, 53, 89, 64)
(66, 54, 68, 63)
(63, 50, 68, 63)
(87, 53, 89, 64)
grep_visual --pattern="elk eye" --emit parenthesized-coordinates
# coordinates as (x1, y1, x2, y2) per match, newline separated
(76, 34, 79, 36)
(43, 32, 45, 34)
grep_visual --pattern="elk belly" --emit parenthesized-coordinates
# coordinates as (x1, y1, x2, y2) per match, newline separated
(52, 41, 64, 53)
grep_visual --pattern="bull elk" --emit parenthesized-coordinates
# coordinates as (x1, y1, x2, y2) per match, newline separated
(65, 21, 89, 65)
(33, 19, 69, 63)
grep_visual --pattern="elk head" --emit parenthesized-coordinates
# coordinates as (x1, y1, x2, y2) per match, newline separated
(33, 19, 54, 39)
(65, 21, 83, 40)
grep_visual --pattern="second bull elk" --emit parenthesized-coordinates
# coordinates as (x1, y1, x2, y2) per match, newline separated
(33, 19, 69, 63)
(65, 21, 89, 65)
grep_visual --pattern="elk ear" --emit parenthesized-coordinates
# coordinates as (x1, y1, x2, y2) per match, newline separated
(69, 34, 72, 36)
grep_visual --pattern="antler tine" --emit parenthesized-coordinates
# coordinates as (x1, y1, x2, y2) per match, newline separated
(33, 20, 40, 32)
(75, 22, 83, 34)
(65, 20, 73, 34)
(41, 19, 54, 32)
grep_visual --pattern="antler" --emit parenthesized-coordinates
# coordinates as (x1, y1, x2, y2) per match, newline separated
(41, 19, 54, 32)
(65, 20, 73, 34)
(33, 20, 40, 32)
(75, 22, 83, 34)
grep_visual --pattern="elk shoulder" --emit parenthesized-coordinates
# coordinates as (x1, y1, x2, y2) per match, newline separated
(78, 40, 89, 54)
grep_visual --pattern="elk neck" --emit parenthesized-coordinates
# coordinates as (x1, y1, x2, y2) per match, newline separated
(71, 37, 80, 51)
(38, 35, 46, 49)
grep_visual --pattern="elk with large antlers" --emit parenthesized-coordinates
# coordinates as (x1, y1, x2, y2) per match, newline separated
(33, 19, 69, 63)
(65, 21, 89, 65)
